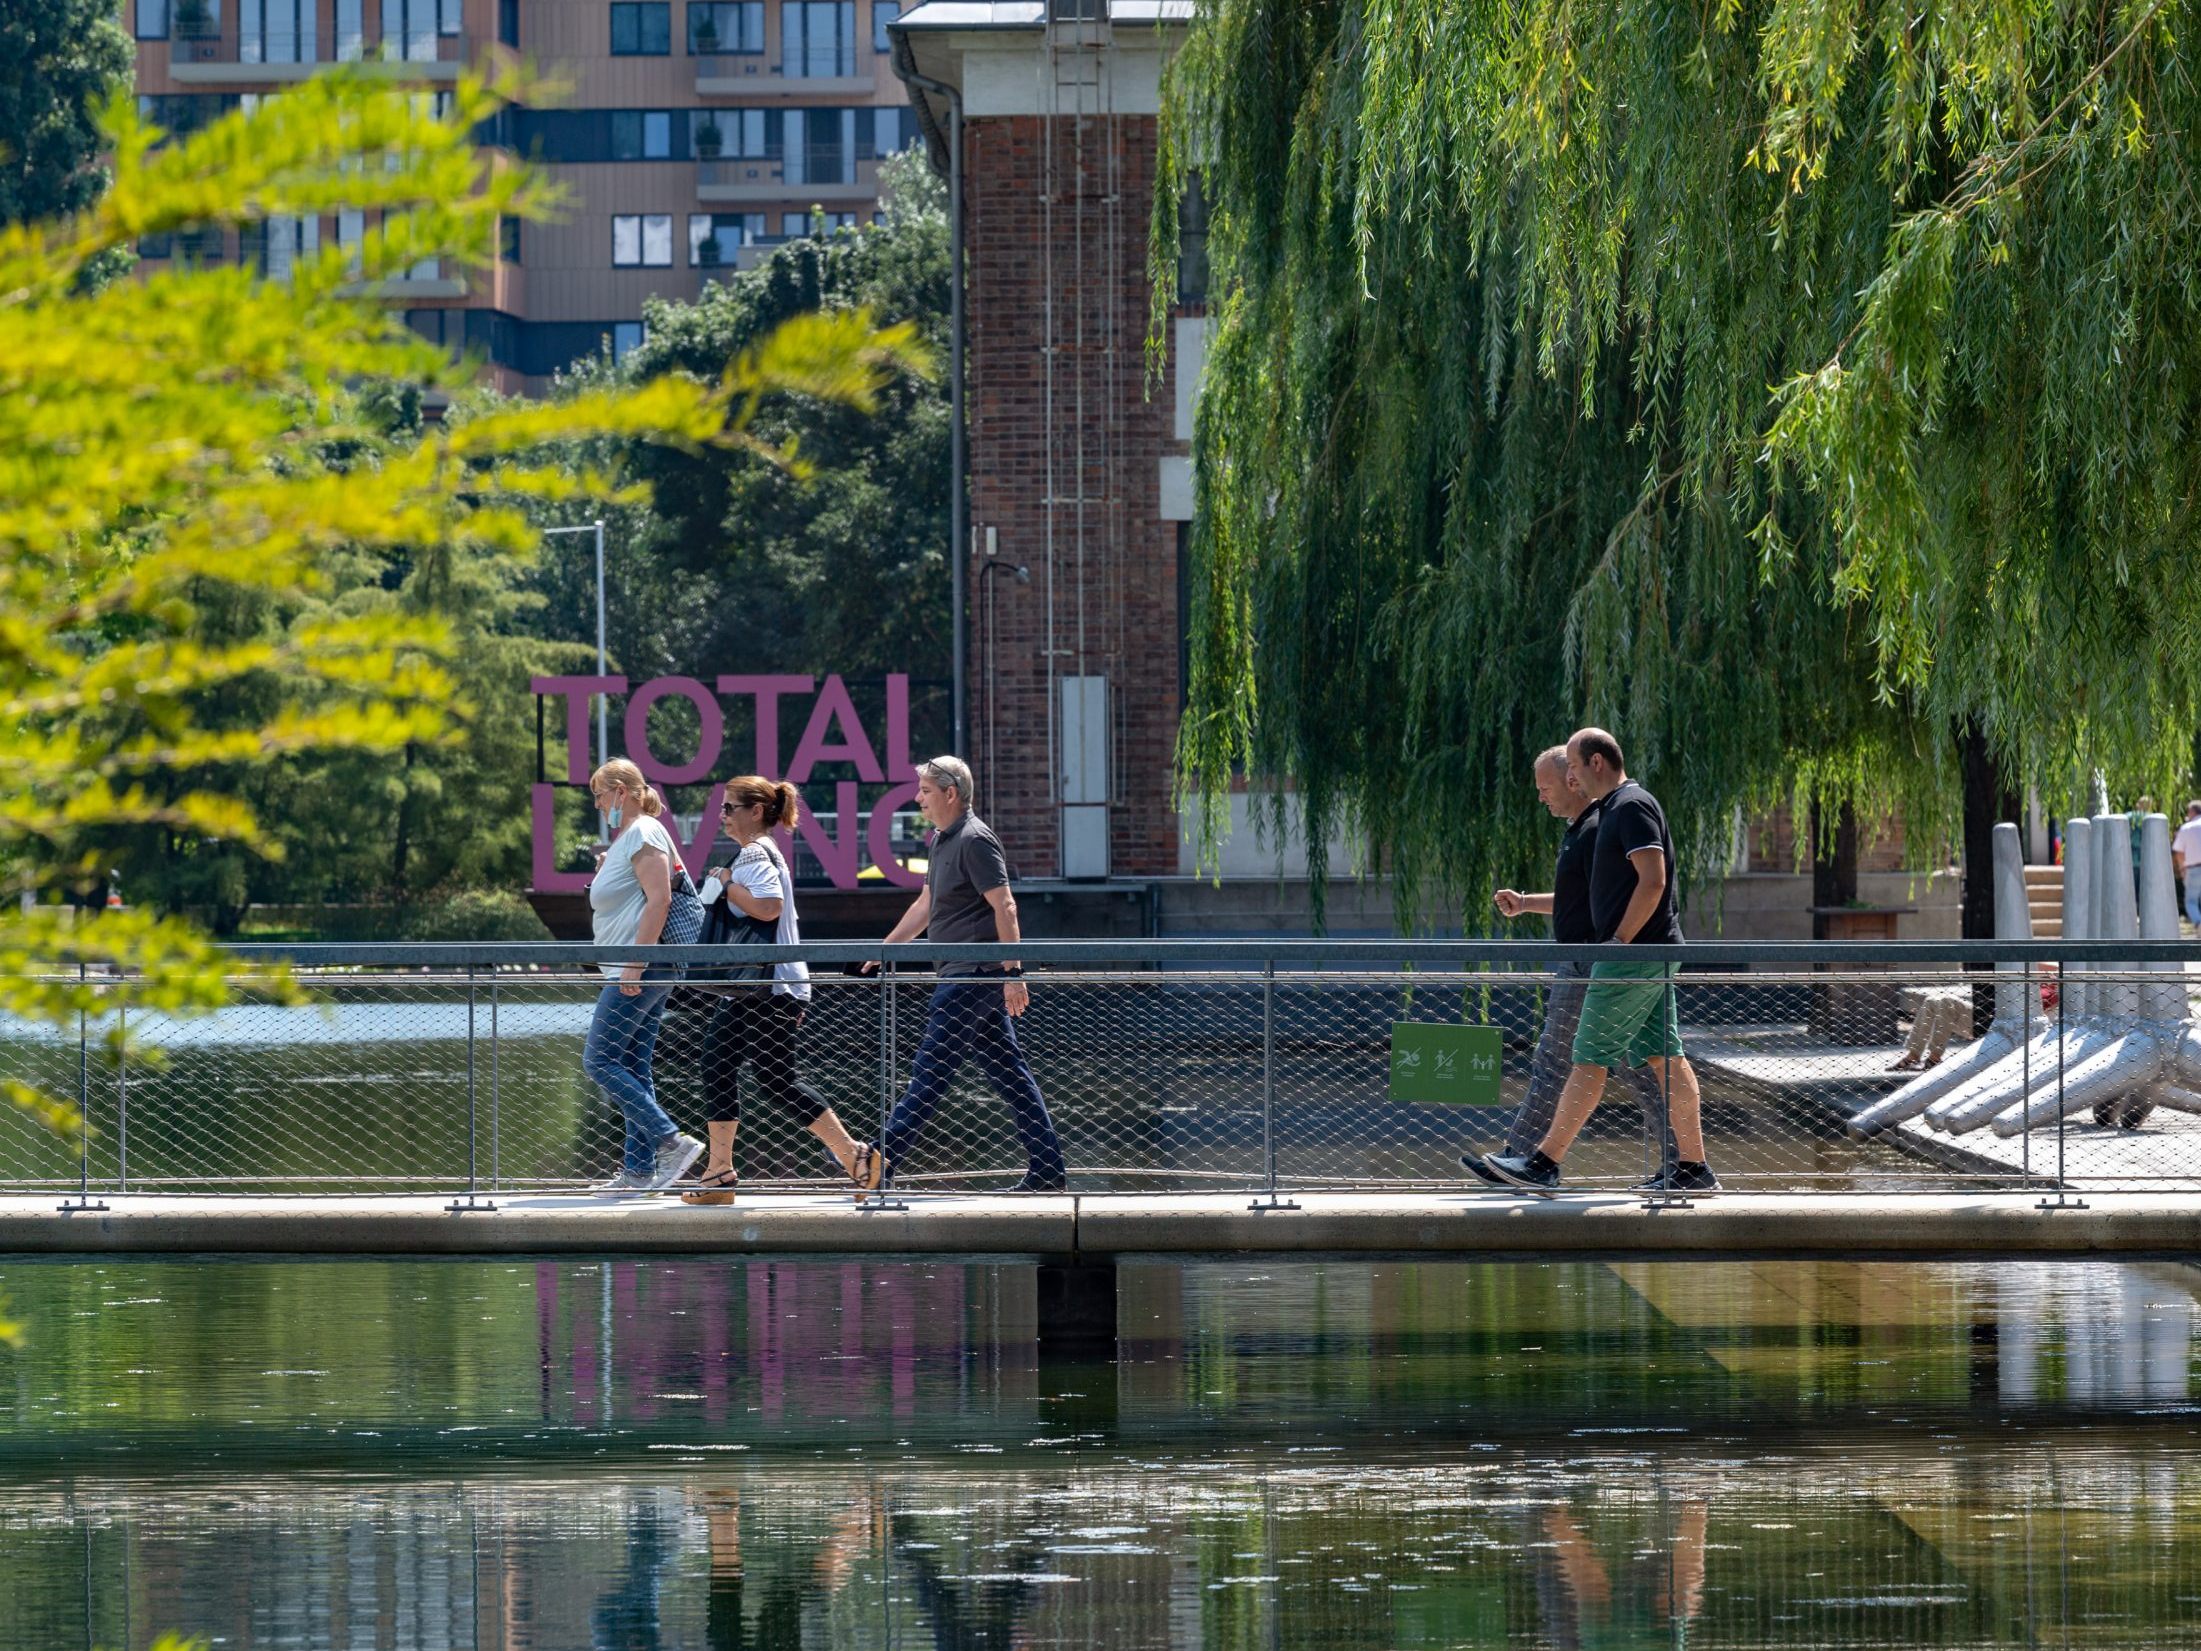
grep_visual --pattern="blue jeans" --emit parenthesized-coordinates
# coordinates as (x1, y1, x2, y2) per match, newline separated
(1503, 963, 1678, 1168)
(880, 978, 1066, 1185)
(2184, 867, 2201, 928)
(586, 975, 681, 1176)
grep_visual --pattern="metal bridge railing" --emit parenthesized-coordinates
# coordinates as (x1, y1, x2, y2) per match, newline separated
(5, 940, 2200, 1200)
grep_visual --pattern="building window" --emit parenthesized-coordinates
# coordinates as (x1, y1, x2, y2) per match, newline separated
(784, 107, 855, 186)
(498, 0, 518, 45)
(242, 0, 316, 65)
(138, 93, 242, 142)
(612, 322, 646, 364)
(856, 106, 915, 159)
(610, 109, 681, 159)
(499, 215, 521, 263)
(136, 0, 170, 39)
(609, 2, 671, 54)
(781, 2, 855, 77)
(380, 0, 456, 57)
(688, 1, 763, 53)
(784, 210, 855, 237)
(871, 1, 896, 52)
(1177, 173, 1210, 307)
(138, 231, 175, 259)
(690, 211, 768, 266)
(703, 108, 776, 159)
(612, 213, 674, 267)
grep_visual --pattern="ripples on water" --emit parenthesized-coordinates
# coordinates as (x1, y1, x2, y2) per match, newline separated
(3, 1257, 2200, 1648)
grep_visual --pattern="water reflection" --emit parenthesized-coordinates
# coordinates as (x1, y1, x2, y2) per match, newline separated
(2, 1258, 2200, 1647)
(11, 1447, 2201, 1649)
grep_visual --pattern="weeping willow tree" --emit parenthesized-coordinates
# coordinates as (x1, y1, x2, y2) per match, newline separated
(1153, 0, 2201, 924)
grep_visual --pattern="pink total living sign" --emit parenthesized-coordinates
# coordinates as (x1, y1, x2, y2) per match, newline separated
(530, 672, 925, 893)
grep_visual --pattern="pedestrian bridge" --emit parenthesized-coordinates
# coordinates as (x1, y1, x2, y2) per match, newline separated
(7, 1189, 2198, 1263)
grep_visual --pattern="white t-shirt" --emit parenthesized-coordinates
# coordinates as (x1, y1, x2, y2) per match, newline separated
(2174, 817, 2201, 874)
(730, 837, 810, 1001)
(590, 815, 678, 979)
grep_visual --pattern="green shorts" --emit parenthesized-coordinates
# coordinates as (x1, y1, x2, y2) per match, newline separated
(1571, 960, 1685, 1069)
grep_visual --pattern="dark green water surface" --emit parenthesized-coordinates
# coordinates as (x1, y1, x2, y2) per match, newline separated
(3, 1256, 2200, 1648)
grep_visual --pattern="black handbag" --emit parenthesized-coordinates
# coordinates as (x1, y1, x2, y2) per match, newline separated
(675, 842, 790, 1004)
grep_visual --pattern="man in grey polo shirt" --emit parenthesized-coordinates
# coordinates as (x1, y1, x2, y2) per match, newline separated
(859, 755, 1067, 1193)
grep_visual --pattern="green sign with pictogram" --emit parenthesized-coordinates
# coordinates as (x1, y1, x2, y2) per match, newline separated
(1388, 1023, 1505, 1105)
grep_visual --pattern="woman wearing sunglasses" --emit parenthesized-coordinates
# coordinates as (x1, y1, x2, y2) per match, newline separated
(684, 775, 874, 1204)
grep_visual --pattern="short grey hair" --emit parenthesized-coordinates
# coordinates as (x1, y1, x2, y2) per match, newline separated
(1533, 744, 1569, 773)
(918, 754, 975, 804)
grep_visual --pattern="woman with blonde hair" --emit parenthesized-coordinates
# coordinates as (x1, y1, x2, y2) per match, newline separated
(584, 757, 705, 1195)
(683, 775, 872, 1204)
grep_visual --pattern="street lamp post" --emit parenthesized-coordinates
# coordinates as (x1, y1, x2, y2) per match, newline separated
(542, 520, 609, 839)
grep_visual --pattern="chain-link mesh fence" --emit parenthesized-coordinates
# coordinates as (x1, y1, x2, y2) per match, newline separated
(4, 943, 2198, 1196)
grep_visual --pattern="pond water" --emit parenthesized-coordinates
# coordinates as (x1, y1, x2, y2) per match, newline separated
(4, 1257, 2201, 1647)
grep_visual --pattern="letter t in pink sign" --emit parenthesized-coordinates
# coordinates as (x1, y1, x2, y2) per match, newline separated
(718, 675, 813, 775)
(532, 675, 628, 783)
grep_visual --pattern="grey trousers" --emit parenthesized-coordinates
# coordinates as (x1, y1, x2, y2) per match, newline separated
(1502, 963, 1680, 1167)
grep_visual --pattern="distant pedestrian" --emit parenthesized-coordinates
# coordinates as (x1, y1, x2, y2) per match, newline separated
(1465, 745, 1678, 1187)
(1482, 729, 1718, 1193)
(2173, 802, 2201, 928)
(584, 758, 705, 1197)
(1889, 986, 1969, 1071)
(858, 756, 1066, 1195)
(683, 776, 869, 1205)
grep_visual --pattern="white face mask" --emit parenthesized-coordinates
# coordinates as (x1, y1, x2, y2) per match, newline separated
(607, 803, 624, 831)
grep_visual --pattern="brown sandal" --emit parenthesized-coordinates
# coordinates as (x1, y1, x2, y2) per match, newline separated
(681, 1167, 738, 1207)
(850, 1143, 887, 1201)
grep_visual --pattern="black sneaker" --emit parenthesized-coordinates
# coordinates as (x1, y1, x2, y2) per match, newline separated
(1461, 1152, 1506, 1187)
(1481, 1151, 1561, 1191)
(1667, 1161, 1721, 1193)
(1630, 1170, 1676, 1193)
(1011, 1175, 1069, 1194)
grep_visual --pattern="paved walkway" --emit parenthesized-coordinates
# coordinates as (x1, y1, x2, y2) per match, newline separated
(4, 1191, 2199, 1260)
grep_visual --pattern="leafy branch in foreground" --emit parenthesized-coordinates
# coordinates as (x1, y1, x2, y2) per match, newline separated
(0, 70, 926, 1164)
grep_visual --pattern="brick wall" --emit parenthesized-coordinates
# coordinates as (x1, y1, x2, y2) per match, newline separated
(963, 112, 1184, 878)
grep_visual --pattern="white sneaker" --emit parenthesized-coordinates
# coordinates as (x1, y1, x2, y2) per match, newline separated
(648, 1132, 705, 1192)
(590, 1170, 648, 1198)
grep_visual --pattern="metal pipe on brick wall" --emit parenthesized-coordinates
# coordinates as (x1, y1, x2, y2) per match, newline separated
(892, 38, 969, 758)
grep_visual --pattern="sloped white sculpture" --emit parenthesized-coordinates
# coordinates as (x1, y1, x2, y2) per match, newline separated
(1851, 813, 2197, 1144)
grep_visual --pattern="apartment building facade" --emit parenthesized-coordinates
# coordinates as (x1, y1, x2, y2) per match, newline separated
(130, 0, 925, 391)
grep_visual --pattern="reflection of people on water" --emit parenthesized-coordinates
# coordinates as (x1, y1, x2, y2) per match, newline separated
(1526, 1495, 1708, 1647)
(592, 1494, 674, 1651)
(695, 1482, 881, 1651)
(890, 1507, 1043, 1650)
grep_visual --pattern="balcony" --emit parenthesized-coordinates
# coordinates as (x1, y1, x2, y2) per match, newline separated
(697, 157, 871, 205)
(694, 53, 874, 97)
(167, 22, 466, 86)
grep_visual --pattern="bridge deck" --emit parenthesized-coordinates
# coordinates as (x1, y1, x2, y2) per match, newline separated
(4, 1190, 2199, 1261)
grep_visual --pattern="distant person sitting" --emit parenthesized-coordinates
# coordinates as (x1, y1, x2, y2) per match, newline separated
(1466, 744, 1678, 1188)
(2173, 802, 2201, 929)
(857, 756, 1067, 1195)
(1889, 986, 1970, 1071)
(1482, 729, 1719, 1194)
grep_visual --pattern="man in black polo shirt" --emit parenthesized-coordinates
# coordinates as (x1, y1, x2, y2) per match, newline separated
(857, 754, 1067, 1194)
(1462, 745, 1677, 1186)
(1483, 728, 1718, 1193)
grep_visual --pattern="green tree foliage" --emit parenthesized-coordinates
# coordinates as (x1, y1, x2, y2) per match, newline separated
(1154, 0, 2201, 919)
(0, 0, 132, 225)
(550, 151, 950, 691)
(0, 70, 926, 1183)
